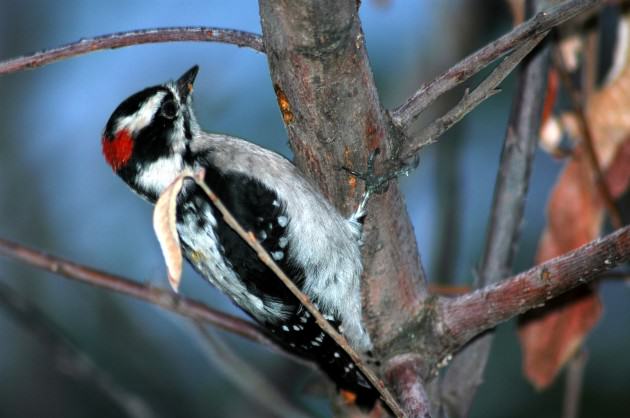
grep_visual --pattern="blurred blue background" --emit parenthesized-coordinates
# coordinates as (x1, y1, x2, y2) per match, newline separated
(0, 1, 628, 417)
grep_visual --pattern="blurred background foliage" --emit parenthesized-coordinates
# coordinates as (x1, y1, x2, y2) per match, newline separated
(0, 1, 627, 417)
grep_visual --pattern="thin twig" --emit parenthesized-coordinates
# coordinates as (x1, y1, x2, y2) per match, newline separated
(190, 321, 315, 418)
(582, 21, 599, 100)
(399, 31, 547, 162)
(0, 26, 264, 75)
(188, 172, 406, 417)
(562, 349, 588, 418)
(0, 280, 157, 418)
(390, 0, 600, 128)
(438, 225, 630, 348)
(553, 51, 624, 229)
(440, 7, 552, 412)
(0, 237, 272, 347)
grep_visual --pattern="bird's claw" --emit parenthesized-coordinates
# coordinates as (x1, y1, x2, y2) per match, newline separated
(343, 148, 417, 197)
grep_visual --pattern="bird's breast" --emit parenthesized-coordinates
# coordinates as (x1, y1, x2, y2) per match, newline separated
(175, 185, 295, 322)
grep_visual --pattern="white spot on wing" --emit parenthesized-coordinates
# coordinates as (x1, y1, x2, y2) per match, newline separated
(178, 198, 289, 323)
(249, 296, 264, 311)
(277, 216, 288, 227)
(188, 132, 372, 350)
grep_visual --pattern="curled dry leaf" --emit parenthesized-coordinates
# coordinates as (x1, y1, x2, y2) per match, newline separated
(519, 147, 605, 389)
(519, 286, 601, 390)
(522, 18, 630, 389)
(521, 136, 630, 388)
(153, 171, 194, 292)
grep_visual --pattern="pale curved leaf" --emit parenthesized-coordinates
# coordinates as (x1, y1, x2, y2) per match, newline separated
(153, 173, 190, 292)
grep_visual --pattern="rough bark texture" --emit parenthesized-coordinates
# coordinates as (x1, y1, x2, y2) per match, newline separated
(385, 355, 432, 418)
(438, 225, 629, 345)
(258, 0, 427, 350)
(0, 1, 615, 417)
(258, 2, 430, 415)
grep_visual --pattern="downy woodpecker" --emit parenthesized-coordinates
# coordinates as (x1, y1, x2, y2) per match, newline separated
(102, 66, 377, 407)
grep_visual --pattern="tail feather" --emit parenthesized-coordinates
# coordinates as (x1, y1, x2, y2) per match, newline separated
(265, 308, 379, 410)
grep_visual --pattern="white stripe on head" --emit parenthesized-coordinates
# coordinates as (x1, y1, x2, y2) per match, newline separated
(115, 91, 166, 134)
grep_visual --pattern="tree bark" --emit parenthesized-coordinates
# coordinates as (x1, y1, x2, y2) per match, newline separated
(258, 0, 427, 351)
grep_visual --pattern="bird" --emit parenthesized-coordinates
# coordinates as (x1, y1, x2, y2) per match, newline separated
(101, 65, 378, 408)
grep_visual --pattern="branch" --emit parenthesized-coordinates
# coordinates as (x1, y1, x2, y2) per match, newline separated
(0, 280, 157, 418)
(259, 0, 428, 414)
(190, 322, 314, 418)
(399, 31, 547, 162)
(188, 172, 406, 417)
(384, 355, 432, 418)
(0, 27, 263, 75)
(0, 237, 272, 347)
(553, 51, 624, 228)
(258, 0, 428, 359)
(439, 0, 553, 412)
(562, 349, 587, 418)
(438, 225, 630, 348)
(390, 0, 600, 129)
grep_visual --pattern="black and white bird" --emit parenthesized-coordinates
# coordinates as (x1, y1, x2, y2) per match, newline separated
(101, 66, 378, 407)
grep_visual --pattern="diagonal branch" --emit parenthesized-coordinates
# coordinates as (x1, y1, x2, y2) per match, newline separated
(188, 171, 406, 417)
(399, 31, 547, 162)
(191, 321, 315, 418)
(439, 3, 552, 410)
(553, 51, 624, 228)
(0, 26, 264, 76)
(0, 280, 157, 418)
(0, 237, 272, 347)
(390, 0, 600, 129)
(437, 225, 630, 349)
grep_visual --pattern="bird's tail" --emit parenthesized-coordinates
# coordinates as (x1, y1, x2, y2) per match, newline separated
(318, 353, 379, 410)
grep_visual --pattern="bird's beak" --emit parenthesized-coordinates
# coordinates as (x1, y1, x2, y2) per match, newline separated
(176, 65, 199, 101)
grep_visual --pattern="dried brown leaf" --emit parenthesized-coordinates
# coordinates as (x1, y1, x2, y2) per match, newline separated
(519, 286, 602, 390)
(153, 173, 190, 292)
(605, 135, 630, 198)
(521, 133, 630, 388)
(521, 24, 630, 388)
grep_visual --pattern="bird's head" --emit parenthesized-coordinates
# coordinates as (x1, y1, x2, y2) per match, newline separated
(102, 65, 200, 200)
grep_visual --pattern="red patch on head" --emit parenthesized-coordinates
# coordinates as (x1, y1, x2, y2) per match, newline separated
(102, 129, 133, 170)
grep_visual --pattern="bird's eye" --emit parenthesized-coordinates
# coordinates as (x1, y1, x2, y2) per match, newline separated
(160, 100, 178, 119)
